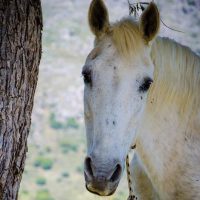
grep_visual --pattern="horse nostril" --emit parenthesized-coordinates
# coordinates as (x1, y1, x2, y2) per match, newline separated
(110, 164, 122, 182)
(84, 157, 94, 178)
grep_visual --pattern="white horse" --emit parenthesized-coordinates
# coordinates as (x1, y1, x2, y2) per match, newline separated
(82, 0, 200, 199)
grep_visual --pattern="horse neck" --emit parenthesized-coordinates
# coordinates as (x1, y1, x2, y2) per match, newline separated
(147, 37, 200, 118)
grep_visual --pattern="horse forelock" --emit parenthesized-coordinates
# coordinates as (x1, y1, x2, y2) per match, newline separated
(108, 18, 146, 60)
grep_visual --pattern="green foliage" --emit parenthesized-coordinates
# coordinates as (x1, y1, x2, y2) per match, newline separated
(36, 177, 47, 186)
(35, 189, 54, 200)
(34, 157, 54, 170)
(61, 171, 69, 178)
(49, 113, 79, 130)
(49, 113, 64, 130)
(66, 117, 79, 129)
(59, 140, 78, 153)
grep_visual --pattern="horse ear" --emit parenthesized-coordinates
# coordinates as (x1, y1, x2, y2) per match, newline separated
(88, 0, 110, 37)
(139, 2, 160, 43)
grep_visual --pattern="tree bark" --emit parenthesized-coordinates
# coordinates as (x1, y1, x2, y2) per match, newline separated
(0, 0, 42, 199)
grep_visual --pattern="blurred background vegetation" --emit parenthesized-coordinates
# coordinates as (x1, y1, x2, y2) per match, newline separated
(19, 0, 200, 199)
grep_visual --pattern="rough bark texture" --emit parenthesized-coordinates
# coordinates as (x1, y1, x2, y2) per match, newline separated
(0, 0, 42, 199)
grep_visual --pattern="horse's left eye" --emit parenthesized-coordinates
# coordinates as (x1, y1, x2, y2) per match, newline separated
(82, 69, 92, 85)
(139, 77, 153, 93)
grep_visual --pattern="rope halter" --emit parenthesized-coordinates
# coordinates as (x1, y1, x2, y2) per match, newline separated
(126, 145, 138, 200)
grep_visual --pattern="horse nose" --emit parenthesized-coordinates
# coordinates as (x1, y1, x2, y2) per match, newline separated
(84, 156, 122, 182)
(84, 157, 123, 196)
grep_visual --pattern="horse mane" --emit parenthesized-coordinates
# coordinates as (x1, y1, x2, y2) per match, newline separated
(149, 37, 200, 116)
(110, 17, 200, 116)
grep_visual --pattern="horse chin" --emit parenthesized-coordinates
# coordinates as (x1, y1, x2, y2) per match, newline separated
(85, 182, 118, 196)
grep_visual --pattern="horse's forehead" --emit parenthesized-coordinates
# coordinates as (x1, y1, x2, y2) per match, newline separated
(85, 37, 150, 72)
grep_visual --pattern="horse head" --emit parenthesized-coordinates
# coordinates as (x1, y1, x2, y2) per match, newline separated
(83, 0, 160, 196)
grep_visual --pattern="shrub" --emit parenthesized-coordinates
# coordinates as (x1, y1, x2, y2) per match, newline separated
(61, 171, 69, 178)
(49, 113, 64, 130)
(66, 117, 79, 129)
(34, 157, 54, 170)
(35, 189, 54, 200)
(49, 113, 79, 130)
(59, 140, 78, 153)
(36, 177, 47, 186)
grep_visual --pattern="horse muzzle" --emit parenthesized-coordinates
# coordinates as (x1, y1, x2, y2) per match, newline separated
(84, 156, 123, 196)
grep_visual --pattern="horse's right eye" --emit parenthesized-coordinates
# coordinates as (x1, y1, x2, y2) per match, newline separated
(139, 77, 153, 93)
(82, 69, 92, 85)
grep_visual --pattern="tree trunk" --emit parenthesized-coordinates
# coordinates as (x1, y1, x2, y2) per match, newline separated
(0, 0, 42, 199)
